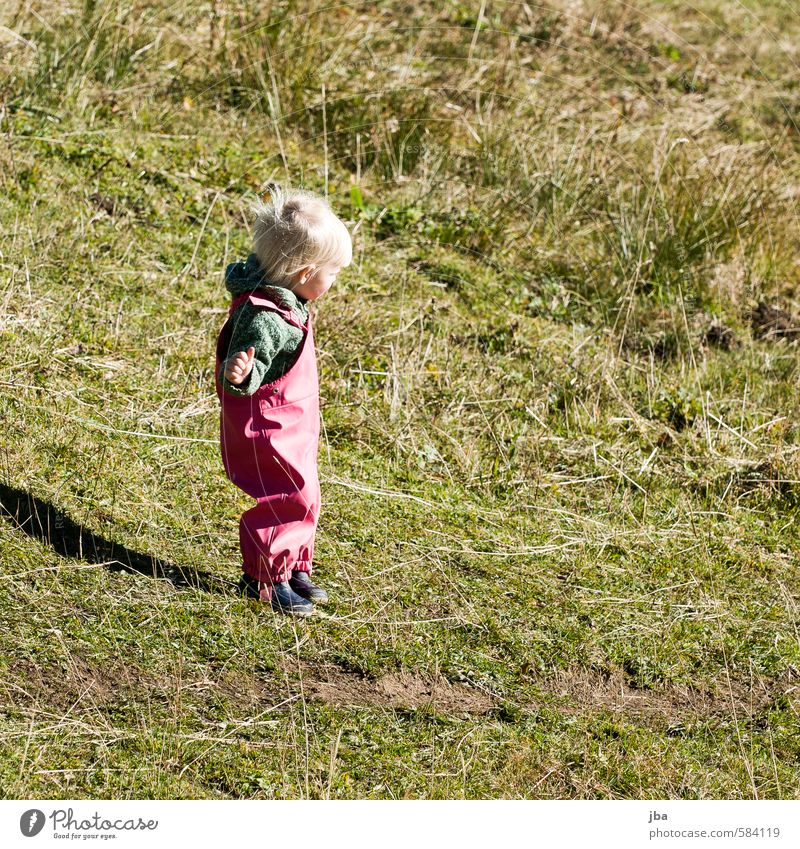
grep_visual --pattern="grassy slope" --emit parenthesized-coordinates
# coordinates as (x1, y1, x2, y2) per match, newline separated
(0, 0, 799, 798)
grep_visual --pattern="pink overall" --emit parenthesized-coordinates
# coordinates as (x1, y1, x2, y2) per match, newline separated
(214, 290, 321, 601)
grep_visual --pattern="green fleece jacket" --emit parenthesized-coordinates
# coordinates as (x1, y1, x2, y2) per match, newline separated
(217, 253, 310, 396)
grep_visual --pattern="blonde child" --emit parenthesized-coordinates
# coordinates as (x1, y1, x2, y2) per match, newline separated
(214, 184, 352, 616)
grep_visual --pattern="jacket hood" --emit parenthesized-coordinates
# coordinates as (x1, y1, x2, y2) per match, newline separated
(224, 253, 308, 313)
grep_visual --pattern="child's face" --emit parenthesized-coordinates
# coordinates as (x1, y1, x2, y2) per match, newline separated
(291, 260, 348, 302)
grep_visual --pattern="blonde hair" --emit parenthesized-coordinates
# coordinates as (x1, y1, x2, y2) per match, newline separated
(251, 183, 352, 286)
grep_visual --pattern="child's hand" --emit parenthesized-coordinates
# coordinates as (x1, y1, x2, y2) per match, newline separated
(224, 347, 255, 385)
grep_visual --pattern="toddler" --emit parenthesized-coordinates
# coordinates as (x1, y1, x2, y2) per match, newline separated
(214, 183, 352, 616)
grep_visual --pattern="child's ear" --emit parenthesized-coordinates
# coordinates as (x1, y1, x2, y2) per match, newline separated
(291, 265, 315, 285)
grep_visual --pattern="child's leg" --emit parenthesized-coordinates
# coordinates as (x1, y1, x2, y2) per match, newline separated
(295, 472, 321, 576)
(239, 491, 318, 583)
(286, 473, 328, 602)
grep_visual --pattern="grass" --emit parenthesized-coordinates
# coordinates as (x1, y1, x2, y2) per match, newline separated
(0, 0, 799, 798)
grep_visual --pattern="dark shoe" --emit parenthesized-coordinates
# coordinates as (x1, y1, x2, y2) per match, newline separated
(238, 574, 261, 600)
(238, 574, 314, 617)
(289, 570, 329, 604)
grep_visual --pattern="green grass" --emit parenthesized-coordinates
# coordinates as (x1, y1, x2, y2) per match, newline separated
(0, 0, 799, 798)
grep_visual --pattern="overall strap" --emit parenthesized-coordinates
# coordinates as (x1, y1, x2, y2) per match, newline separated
(228, 290, 308, 330)
(228, 291, 251, 315)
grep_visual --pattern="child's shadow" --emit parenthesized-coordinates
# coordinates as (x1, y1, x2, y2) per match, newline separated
(0, 482, 233, 595)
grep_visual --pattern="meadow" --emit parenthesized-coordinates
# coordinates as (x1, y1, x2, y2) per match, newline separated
(0, 0, 799, 798)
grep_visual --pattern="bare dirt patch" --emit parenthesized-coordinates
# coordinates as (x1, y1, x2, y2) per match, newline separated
(6, 653, 795, 731)
(540, 665, 799, 727)
(1, 654, 291, 725)
(3, 654, 160, 714)
(300, 662, 495, 715)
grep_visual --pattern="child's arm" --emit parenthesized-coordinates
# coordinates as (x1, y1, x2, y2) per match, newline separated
(218, 303, 288, 396)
